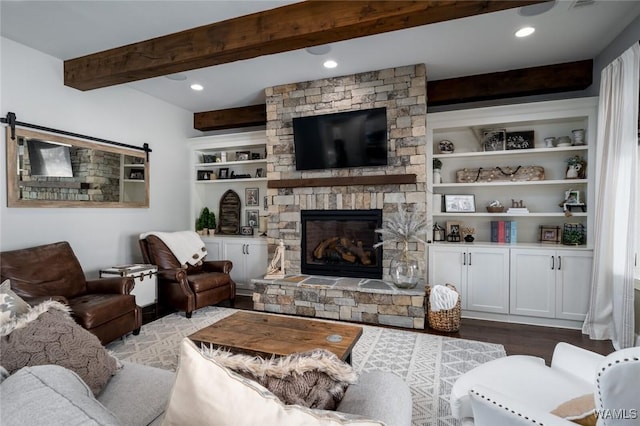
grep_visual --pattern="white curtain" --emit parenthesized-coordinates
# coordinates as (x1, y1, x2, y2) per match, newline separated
(583, 43, 639, 349)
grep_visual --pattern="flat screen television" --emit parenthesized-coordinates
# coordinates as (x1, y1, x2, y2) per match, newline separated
(292, 107, 388, 171)
(26, 139, 73, 177)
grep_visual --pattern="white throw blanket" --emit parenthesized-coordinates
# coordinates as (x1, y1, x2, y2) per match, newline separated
(429, 285, 459, 312)
(139, 231, 207, 266)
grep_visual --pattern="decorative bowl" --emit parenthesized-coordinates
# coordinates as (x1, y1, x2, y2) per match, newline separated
(486, 206, 505, 213)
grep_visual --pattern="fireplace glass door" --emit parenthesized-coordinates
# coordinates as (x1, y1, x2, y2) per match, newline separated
(301, 209, 382, 279)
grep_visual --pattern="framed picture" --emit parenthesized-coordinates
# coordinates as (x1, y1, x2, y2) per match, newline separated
(446, 221, 462, 242)
(197, 170, 212, 180)
(255, 168, 264, 178)
(236, 151, 250, 161)
(506, 131, 535, 150)
(246, 209, 259, 228)
(444, 194, 476, 213)
(251, 152, 261, 160)
(202, 154, 216, 163)
(564, 190, 580, 205)
(128, 169, 144, 180)
(245, 188, 259, 206)
(482, 128, 506, 152)
(240, 226, 254, 236)
(539, 226, 561, 244)
(218, 168, 229, 179)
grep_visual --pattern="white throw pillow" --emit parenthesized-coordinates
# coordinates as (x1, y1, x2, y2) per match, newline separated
(162, 338, 383, 426)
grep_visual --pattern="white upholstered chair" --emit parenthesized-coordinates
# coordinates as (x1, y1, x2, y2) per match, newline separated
(450, 343, 640, 425)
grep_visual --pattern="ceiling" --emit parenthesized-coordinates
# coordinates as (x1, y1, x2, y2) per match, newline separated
(2, 1, 639, 114)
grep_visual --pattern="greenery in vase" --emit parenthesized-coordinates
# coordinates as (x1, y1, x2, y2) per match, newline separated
(566, 156, 583, 166)
(563, 229, 584, 245)
(198, 207, 210, 230)
(207, 211, 216, 230)
(433, 158, 442, 170)
(374, 203, 428, 249)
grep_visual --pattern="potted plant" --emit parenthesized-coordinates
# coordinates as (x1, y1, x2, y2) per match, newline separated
(198, 207, 211, 235)
(374, 203, 427, 289)
(207, 210, 217, 235)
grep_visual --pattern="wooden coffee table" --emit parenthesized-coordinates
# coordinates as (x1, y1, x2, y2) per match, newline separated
(188, 311, 363, 364)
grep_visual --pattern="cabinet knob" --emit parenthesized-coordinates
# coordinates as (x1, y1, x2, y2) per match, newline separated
(246, 244, 250, 255)
(551, 256, 555, 270)
(557, 256, 561, 270)
(463, 253, 466, 266)
(468, 253, 472, 266)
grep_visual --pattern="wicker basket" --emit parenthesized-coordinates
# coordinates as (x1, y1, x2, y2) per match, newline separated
(426, 284, 461, 332)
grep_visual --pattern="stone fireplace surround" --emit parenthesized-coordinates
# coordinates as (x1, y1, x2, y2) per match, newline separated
(257, 64, 429, 329)
(264, 63, 428, 280)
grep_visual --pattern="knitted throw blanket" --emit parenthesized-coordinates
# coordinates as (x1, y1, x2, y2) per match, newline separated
(201, 346, 358, 410)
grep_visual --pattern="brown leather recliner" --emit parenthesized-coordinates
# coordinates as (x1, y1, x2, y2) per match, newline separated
(0, 241, 141, 345)
(139, 235, 235, 318)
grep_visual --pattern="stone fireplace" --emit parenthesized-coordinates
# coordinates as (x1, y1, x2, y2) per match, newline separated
(264, 64, 428, 281)
(301, 209, 382, 279)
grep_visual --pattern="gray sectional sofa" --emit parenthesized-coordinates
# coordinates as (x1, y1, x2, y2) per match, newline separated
(1, 359, 412, 426)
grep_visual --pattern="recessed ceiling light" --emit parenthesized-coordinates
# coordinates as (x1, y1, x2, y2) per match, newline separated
(323, 60, 338, 69)
(190, 83, 204, 91)
(515, 26, 535, 38)
(518, 1, 555, 16)
(165, 73, 187, 81)
(306, 45, 331, 55)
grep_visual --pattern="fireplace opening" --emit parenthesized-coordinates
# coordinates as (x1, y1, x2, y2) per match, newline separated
(301, 209, 382, 279)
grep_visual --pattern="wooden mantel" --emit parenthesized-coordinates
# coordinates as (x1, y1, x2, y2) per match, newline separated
(267, 174, 416, 189)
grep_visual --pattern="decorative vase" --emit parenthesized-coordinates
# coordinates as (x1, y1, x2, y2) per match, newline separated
(433, 169, 442, 184)
(390, 242, 420, 289)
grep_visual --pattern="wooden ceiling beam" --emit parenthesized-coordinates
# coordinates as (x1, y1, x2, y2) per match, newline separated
(194, 104, 266, 131)
(64, 0, 545, 91)
(193, 60, 593, 130)
(427, 59, 593, 106)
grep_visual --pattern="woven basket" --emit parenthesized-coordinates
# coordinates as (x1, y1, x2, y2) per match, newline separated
(426, 284, 461, 332)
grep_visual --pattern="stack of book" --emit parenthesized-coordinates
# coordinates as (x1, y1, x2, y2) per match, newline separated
(491, 221, 518, 243)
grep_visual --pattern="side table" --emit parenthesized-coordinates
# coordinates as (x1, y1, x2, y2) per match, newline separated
(100, 264, 158, 323)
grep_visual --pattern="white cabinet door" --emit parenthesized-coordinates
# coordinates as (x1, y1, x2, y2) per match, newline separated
(555, 250, 593, 321)
(428, 246, 467, 309)
(467, 247, 510, 314)
(223, 240, 249, 286)
(204, 239, 222, 260)
(244, 240, 268, 284)
(221, 238, 268, 294)
(510, 248, 556, 318)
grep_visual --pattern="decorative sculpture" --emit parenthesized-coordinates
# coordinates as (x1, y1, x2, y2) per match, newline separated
(265, 239, 286, 279)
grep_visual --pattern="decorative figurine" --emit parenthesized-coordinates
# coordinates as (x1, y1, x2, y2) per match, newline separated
(265, 239, 285, 279)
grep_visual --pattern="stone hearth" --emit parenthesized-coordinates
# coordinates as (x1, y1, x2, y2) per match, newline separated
(252, 275, 426, 329)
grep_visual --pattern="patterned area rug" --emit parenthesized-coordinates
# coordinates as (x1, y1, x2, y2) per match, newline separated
(107, 306, 505, 425)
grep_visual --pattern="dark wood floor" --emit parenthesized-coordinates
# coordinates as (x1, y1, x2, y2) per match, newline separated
(233, 295, 615, 365)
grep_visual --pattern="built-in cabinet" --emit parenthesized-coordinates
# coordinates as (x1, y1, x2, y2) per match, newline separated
(427, 98, 597, 244)
(189, 131, 270, 296)
(429, 244, 593, 328)
(202, 235, 268, 296)
(428, 245, 509, 314)
(120, 155, 147, 203)
(426, 98, 598, 329)
(188, 131, 268, 232)
(510, 248, 592, 322)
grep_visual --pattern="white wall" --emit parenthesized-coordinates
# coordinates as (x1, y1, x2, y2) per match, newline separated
(0, 37, 200, 277)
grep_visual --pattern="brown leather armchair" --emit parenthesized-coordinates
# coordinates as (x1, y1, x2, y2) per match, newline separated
(0, 241, 141, 345)
(139, 234, 235, 318)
